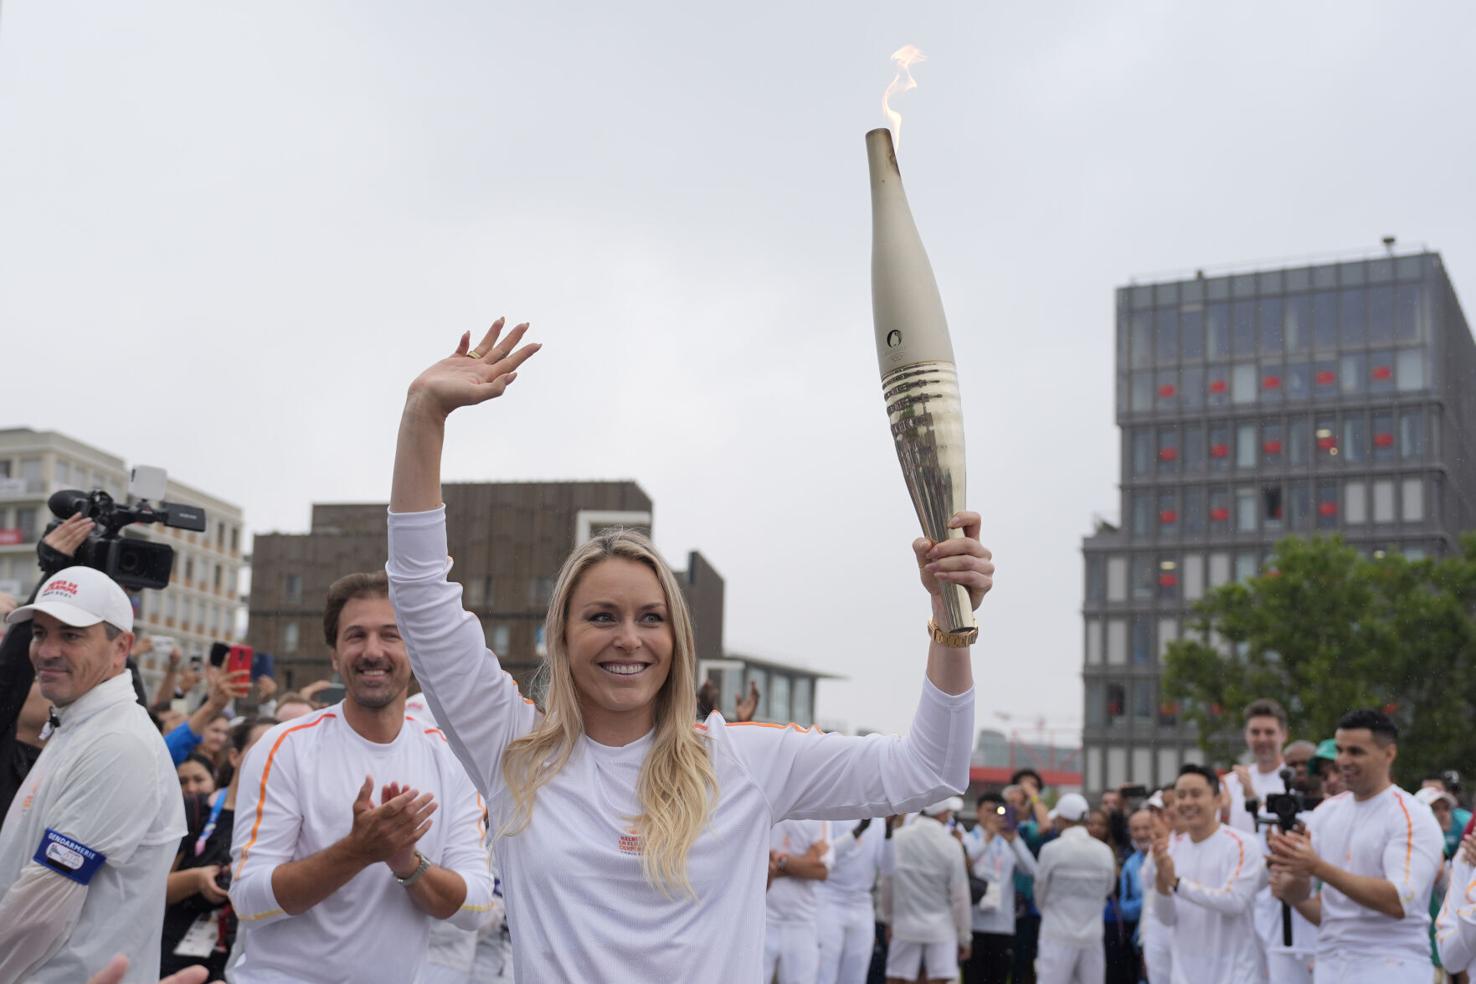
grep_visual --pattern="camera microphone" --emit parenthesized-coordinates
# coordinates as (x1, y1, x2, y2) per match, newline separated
(47, 489, 93, 519)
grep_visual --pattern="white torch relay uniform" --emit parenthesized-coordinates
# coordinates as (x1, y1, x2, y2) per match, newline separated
(1033, 825, 1116, 984)
(816, 819, 892, 984)
(1139, 840, 1177, 984)
(387, 506, 975, 984)
(404, 696, 501, 984)
(1223, 765, 1317, 982)
(1304, 786, 1443, 984)
(1150, 822, 1266, 983)
(765, 818, 835, 984)
(1436, 849, 1476, 972)
(0, 672, 185, 983)
(884, 807, 970, 981)
(228, 703, 495, 984)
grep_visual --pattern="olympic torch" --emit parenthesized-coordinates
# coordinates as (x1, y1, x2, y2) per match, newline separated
(866, 124, 975, 635)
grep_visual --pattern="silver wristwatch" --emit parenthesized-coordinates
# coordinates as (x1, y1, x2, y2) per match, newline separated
(394, 851, 430, 887)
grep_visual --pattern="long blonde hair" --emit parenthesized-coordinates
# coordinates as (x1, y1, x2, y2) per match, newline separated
(499, 529, 717, 896)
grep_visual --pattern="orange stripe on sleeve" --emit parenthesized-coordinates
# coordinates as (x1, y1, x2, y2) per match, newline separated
(1393, 791, 1415, 884)
(234, 712, 336, 879)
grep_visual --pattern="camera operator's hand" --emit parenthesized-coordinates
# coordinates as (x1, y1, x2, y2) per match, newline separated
(1269, 866, 1312, 905)
(42, 514, 93, 559)
(1268, 827, 1320, 878)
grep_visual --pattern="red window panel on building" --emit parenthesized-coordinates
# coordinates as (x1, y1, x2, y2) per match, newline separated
(1262, 375, 1282, 390)
(1210, 443, 1230, 459)
(1159, 510, 1178, 525)
(1371, 364, 1393, 381)
(1158, 383, 1177, 398)
(1208, 379, 1228, 394)
(1158, 572, 1179, 588)
(1318, 501, 1338, 517)
(1315, 370, 1337, 386)
(1263, 440, 1283, 455)
(1316, 432, 1338, 451)
(1210, 506, 1231, 522)
(1373, 432, 1395, 448)
(1158, 447, 1179, 461)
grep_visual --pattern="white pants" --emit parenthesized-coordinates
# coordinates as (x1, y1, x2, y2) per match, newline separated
(817, 898, 875, 984)
(1312, 952, 1430, 984)
(1266, 949, 1314, 984)
(885, 938, 957, 981)
(1142, 941, 1171, 984)
(766, 921, 820, 984)
(1035, 940, 1104, 984)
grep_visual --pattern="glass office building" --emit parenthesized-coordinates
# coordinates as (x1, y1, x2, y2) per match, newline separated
(1080, 250, 1476, 793)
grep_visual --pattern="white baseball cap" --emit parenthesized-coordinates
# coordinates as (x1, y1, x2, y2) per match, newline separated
(1048, 792, 1090, 823)
(920, 796, 964, 817)
(1416, 786, 1455, 809)
(7, 567, 133, 634)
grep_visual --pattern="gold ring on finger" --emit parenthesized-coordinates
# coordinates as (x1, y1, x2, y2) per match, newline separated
(466, 349, 483, 359)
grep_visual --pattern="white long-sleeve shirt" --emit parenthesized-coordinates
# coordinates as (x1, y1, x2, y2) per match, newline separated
(0, 672, 184, 984)
(228, 704, 495, 984)
(1437, 853, 1476, 971)
(1150, 823, 1266, 984)
(386, 506, 974, 983)
(818, 818, 892, 911)
(767, 819, 834, 924)
(963, 826, 1037, 934)
(1035, 826, 1116, 947)
(887, 816, 970, 946)
(1305, 786, 1443, 961)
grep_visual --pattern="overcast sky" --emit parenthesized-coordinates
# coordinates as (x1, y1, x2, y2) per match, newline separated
(3, 2, 1473, 740)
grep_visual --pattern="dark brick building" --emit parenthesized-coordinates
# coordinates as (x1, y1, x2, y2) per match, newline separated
(248, 481, 729, 700)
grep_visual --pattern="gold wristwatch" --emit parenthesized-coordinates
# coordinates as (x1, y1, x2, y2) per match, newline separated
(929, 619, 979, 648)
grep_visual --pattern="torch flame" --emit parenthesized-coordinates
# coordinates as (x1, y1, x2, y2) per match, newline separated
(882, 44, 927, 152)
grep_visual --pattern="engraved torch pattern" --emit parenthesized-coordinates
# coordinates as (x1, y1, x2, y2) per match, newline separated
(867, 127, 975, 633)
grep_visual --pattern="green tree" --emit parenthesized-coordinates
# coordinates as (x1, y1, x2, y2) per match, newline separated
(1162, 534, 1476, 784)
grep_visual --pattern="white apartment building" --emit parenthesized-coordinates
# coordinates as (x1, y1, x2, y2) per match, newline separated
(0, 428, 246, 691)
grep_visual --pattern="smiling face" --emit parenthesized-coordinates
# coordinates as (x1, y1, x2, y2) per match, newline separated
(331, 595, 410, 711)
(1174, 772, 1219, 839)
(1335, 727, 1396, 799)
(29, 611, 131, 707)
(1244, 714, 1287, 769)
(1086, 809, 1110, 843)
(564, 557, 674, 740)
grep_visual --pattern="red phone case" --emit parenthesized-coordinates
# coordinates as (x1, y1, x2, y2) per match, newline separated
(226, 645, 254, 677)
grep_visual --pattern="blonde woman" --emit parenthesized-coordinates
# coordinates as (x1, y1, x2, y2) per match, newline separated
(387, 319, 993, 981)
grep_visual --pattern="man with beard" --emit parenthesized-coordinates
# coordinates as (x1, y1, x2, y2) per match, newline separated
(229, 572, 494, 984)
(1269, 709, 1443, 984)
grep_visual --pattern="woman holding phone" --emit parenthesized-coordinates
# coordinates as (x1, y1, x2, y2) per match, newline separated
(387, 319, 993, 981)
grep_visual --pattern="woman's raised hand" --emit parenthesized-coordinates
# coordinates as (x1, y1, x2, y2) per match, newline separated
(405, 319, 541, 419)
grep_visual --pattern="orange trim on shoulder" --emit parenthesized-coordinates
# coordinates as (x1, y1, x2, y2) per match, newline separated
(726, 720, 821, 734)
(234, 712, 337, 879)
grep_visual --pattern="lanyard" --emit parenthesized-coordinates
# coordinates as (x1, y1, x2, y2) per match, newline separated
(194, 790, 227, 857)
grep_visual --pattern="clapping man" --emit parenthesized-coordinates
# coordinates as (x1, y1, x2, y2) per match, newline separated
(229, 572, 493, 984)
(1151, 764, 1266, 982)
(1268, 710, 1443, 984)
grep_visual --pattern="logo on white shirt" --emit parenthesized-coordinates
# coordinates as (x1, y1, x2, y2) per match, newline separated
(618, 827, 644, 855)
